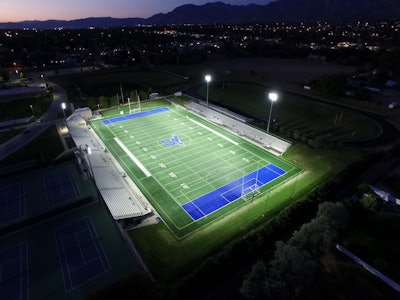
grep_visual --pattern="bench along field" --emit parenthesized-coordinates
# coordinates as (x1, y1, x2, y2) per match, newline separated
(90, 100, 301, 239)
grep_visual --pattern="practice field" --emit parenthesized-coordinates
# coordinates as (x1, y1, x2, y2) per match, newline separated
(91, 104, 300, 238)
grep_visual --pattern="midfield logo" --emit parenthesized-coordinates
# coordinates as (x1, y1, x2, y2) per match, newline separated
(161, 135, 184, 147)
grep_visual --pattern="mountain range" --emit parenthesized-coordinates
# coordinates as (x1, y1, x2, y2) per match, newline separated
(1, 0, 399, 29)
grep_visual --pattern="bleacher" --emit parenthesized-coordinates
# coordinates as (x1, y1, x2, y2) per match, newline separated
(198, 100, 253, 123)
(185, 101, 291, 155)
(67, 110, 151, 221)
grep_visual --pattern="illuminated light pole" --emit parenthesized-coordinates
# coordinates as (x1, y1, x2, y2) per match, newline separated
(61, 102, 66, 118)
(267, 92, 278, 133)
(205, 75, 211, 107)
(30, 104, 34, 118)
(86, 146, 93, 179)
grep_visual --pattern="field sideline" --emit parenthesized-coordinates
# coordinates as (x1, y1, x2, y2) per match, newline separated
(90, 101, 301, 238)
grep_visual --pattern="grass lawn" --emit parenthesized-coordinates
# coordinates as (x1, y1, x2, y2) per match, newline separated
(0, 95, 52, 122)
(1, 125, 64, 167)
(51, 67, 190, 99)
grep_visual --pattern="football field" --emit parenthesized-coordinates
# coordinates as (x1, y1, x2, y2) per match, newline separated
(90, 104, 300, 238)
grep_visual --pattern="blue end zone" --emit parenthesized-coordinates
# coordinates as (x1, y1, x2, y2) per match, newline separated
(102, 107, 170, 125)
(182, 164, 286, 221)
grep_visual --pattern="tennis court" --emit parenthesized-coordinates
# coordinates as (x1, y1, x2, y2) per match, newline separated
(55, 216, 110, 292)
(0, 182, 25, 225)
(0, 243, 28, 300)
(44, 168, 81, 206)
(0, 161, 142, 299)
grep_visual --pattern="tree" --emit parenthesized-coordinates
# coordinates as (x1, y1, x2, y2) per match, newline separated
(138, 90, 148, 101)
(99, 95, 108, 108)
(316, 201, 348, 230)
(267, 241, 316, 298)
(357, 182, 370, 194)
(87, 98, 97, 110)
(293, 129, 301, 140)
(109, 95, 119, 107)
(129, 91, 136, 103)
(290, 216, 337, 256)
(241, 201, 349, 299)
(240, 260, 268, 300)
(360, 193, 379, 211)
(1, 70, 10, 81)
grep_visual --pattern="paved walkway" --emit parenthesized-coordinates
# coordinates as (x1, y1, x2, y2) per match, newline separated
(0, 77, 69, 161)
(337, 244, 400, 293)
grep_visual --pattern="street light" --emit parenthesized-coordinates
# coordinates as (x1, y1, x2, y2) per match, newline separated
(86, 146, 94, 179)
(267, 92, 278, 133)
(205, 75, 211, 107)
(61, 102, 66, 118)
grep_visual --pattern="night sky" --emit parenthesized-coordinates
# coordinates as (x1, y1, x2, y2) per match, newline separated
(1, 0, 273, 22)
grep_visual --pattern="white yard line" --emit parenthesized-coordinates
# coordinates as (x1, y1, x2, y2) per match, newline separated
(114, 137, 152, 177)
(189, 118, 238, 146)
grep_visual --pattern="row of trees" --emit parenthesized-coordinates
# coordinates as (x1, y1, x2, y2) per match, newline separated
(240, 201, 349, 299)
(85, 89, 156, 110)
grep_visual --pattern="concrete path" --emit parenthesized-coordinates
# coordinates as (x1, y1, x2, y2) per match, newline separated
(337, 244, 400, 293)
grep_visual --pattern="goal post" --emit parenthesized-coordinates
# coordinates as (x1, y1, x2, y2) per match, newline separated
(241, 184, 260, 201)
(241, 165, 261, 201)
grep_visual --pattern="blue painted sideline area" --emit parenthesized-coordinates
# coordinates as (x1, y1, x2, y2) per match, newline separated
(102, 107, 170, 125)
(182, 164, 286, 221)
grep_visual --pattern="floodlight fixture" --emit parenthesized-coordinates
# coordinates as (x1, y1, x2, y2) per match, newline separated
(61, 102, 66, 118)
(205, 75, 212, 107)
(267, 92, 278, 133)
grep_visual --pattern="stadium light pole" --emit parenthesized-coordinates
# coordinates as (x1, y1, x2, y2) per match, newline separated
(267, 92, 278, 133)
(205, 75, 211, 107)
(61, 102, 66, 118)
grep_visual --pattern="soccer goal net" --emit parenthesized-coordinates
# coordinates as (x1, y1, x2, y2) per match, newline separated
(241, 184, 261, 201)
